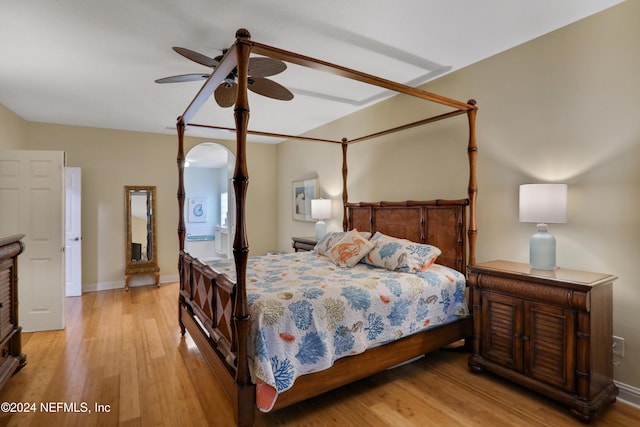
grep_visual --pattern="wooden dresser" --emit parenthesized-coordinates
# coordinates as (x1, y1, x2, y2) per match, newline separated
(0, 234, 27, 390)
(468, 260, 618, 422)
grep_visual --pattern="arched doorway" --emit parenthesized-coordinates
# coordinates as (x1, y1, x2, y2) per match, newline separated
(183, 142, 235, 261)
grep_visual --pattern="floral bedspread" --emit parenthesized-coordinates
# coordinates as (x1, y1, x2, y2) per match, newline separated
(207, 251, 468, 411)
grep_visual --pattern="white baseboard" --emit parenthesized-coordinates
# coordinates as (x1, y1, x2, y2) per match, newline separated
(81, 274, 179, 293)
(616, 380, 640, 409)
(161, 274, 179, 284)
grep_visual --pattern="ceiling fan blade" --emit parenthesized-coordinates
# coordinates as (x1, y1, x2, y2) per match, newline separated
(214, 81, 238, 108)
(248, 77, 294, 101)
(155, 73, 210, 83)
(248, 57, 287, 77)
(172, 47, 219, 68)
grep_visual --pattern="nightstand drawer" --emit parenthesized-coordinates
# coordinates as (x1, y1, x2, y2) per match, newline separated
(291, 236, 317, 252)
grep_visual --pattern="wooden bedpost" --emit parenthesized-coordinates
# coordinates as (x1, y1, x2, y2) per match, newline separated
(177, 119, 186, 253)
(177, 119, 186, 335)
(466, 100, 478, 267)
(341, 138, 348, 231)
(232, 28, 255, 427)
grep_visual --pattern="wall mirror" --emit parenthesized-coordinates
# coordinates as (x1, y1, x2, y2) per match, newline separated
(125, 186, 159, 291)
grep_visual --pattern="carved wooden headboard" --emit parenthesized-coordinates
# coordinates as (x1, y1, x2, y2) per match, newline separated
(346, 199, 468, 275)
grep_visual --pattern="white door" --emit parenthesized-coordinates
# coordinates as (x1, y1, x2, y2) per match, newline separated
(0, 150, 65, 331)
(65, 167, 82, 297)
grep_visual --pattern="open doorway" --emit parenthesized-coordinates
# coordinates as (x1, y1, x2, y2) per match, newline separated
(183, 142, 235, 261)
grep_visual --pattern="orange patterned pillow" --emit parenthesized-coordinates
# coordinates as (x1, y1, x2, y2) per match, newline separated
(314, 230, 371, 255)
(326, 229, 375, 267)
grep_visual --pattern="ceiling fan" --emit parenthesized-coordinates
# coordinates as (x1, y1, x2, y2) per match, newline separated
(155, 47, 294, 107)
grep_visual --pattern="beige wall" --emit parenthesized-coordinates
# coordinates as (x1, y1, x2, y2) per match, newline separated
(23, 123, 277, 290)
(0, 103, 27, 149)
(276, 1, 639, 388)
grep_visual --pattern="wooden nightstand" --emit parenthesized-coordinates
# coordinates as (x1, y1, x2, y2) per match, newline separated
(468, 260, 618, 422)
(291, 236, 317, 252)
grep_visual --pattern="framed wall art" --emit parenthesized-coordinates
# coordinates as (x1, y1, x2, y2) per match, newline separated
(292, 178, 318, 221)
(188, 197, 208, 223)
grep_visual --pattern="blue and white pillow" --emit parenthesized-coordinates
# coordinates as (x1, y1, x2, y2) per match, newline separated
(362, 232, 441, 273)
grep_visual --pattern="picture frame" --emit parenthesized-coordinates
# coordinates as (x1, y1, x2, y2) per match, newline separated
(292, 178, 319, 221)
(188, 197, 208, 223)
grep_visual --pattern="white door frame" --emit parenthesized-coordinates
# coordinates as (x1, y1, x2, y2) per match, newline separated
(65, 167, 82, 297)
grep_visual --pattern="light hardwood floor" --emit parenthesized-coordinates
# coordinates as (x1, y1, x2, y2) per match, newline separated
(0, 283, 637, 426)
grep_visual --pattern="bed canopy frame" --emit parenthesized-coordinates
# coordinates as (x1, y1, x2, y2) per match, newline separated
(175, 28, 478, 426)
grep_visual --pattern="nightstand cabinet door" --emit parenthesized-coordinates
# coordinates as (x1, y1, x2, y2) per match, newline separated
(481, 292, 522, 371)
(523, 301, 575, 392)
(0, 259, 15, 342)
(480, 293, 576, 391)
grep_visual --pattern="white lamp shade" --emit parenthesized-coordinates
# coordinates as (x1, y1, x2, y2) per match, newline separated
(311, 199, 332, 220)
(519, 184, 567, 224)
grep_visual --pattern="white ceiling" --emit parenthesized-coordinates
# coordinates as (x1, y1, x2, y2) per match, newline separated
(0, 0, 624, 144)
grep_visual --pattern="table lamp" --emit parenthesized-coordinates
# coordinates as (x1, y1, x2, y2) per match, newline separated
(311, 199, 331, 240)
(519, 183, 567, 270)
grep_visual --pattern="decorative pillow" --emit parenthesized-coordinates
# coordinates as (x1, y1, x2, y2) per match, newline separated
(363, 232, 441, 273)
(314, 230, 371, 256)
(326, 229, 376, 268)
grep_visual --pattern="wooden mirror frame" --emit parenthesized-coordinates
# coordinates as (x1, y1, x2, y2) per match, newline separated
(125, 185, 159, 291)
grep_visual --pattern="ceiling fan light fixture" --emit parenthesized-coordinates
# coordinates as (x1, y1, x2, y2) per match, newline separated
(157, 46, 293, 107)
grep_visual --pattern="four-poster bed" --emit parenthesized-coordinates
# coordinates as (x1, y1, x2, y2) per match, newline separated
(175, 28, 478, 426)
